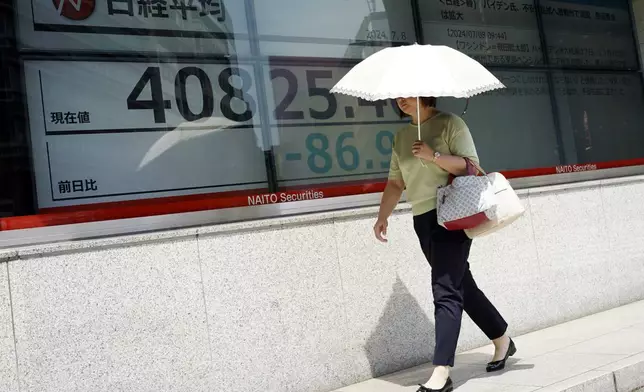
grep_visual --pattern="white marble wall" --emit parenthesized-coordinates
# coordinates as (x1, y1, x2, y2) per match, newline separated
(1, 177, 644, 392)
(7, 239, 213, 392)
(0, 261, 18, 392)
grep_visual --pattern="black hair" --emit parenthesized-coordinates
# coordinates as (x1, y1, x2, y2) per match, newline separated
(394, 96, 437, 118)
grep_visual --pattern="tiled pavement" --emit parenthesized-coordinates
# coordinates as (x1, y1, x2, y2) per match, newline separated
(332, 301, 644, 392)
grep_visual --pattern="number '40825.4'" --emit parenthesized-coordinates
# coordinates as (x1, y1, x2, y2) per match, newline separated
(127, 66, 257, 123)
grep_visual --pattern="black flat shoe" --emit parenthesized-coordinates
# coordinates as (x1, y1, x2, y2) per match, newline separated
(486, 338, 517, 372)
(416, 377, 453, 392)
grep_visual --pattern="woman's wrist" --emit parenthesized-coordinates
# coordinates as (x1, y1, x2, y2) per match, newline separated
(432, 154, 468, 175)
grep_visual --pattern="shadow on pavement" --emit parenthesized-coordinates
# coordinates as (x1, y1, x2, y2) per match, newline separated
(364, 275, 435, 383)
(471, 358, 535, 381)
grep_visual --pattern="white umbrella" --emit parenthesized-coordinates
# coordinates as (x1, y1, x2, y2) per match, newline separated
(331, 43, 505, 139)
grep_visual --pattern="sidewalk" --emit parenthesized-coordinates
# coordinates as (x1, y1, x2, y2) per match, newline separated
(332, 301, 644, 392)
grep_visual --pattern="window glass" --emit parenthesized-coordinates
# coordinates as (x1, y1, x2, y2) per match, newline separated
(16, 0, 250, 55)
(254, 0, 417, 58)
(2, 0, 644, 233)
(264, 60, 407, 188)
(437, 70, 561, 172)
(24, 60, 268, 209)
(418, 0, 544, 66)
(553, 71, 644, 164)
(420, 0, 644, 173)
(0, 53, 32, 218)
(541, 0, 638, 69)
(420, 1, 563, 171)
(256, 0, 419, 189)
(13, 1, 270, 212)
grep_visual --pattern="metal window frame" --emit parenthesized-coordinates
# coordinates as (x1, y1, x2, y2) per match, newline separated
(2, 164, 644, 249)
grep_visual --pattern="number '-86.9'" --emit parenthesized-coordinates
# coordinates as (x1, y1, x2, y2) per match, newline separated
(303, 130, 395, 174)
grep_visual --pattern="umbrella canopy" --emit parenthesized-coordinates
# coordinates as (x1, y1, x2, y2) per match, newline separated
(331, 43, 505, 101)
(330, 43, 505, 140)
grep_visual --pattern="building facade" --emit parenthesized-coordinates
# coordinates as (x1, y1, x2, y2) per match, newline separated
(1, 1, 644, 392)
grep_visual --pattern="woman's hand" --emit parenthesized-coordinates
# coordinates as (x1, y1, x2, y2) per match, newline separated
(412, 141, 435, 162)
(374, 219, 389, 243)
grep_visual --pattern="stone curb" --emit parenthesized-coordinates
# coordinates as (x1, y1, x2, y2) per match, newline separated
(535, 353, 644, 392)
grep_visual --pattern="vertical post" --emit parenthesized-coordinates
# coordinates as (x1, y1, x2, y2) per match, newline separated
(0, 0, 36, 217)
(628, 0, 644, 72)
(534, 0, 568, 165)
(244, 0, 279, 193)
(410, 0, 425, 45)
(627, 0, 644, 90)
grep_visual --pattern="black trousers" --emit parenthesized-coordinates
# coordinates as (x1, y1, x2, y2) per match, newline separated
(413, 209, 508, 367)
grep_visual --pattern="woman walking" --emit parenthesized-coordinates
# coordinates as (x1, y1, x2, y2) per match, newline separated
(373, 97, 516, 392)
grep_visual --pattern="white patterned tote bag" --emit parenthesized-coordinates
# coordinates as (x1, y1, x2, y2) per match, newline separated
(436, 159, 496, 231)
(464, 172, 525, 238)
(437, 159, 525, 235)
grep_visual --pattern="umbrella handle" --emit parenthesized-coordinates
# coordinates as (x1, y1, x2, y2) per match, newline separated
(417, 96, 427, 167)
(461, 98, 470, 116)
(417, 96, 421, 140)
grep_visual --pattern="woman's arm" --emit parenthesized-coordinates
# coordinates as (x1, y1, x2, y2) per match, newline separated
(412, 116, 479, 176)
(378, 178, 404, 222)
(374, 178, 404, 243)
(412, 142, 469, 176)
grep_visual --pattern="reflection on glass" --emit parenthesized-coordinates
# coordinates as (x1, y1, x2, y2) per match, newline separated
(258, 0, 419, 189)
(3, 0, 644, 222)
(23, 60, 268, 208)
(438, 70, 560, 171)
(16, 0, 248, 55)
(15, 0, 272, 209)
(541, 0, 638, 69)
(254, 0, 416, 58)
(553, 72, 644, 164)
(265, 61, 406, 187)
(418, 0, 544, 66)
